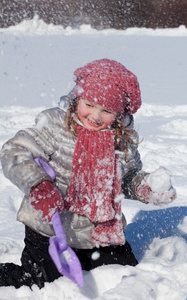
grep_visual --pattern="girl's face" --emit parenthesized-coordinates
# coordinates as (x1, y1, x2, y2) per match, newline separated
(77, 99, 117, 132)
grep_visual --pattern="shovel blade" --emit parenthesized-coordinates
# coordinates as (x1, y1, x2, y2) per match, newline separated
(59, 246, 84, 286)
(49, 237, 84, 286)
(49, 211, 84, 287)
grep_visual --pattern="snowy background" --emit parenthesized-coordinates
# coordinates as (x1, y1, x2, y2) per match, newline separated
(0, 18, 187, 300)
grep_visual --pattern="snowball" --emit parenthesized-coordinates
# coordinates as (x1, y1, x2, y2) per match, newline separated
(147, 167, 172, 193)
(177, 216, 187, 234)
(91, 251, 100, 260)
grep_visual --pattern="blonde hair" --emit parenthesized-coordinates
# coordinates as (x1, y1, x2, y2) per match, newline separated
(64, 97, 137, 161)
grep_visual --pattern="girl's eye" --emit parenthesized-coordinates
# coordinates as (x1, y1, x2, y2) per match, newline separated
(86, 103, 93, 107)
(103, 110, 112, 114)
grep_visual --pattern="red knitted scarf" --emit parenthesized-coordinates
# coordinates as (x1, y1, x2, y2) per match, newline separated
(64, 128, 125, 246)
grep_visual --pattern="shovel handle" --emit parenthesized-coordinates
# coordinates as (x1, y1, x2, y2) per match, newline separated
(34, 158, 56, 180)
(51, 211, 67, 244)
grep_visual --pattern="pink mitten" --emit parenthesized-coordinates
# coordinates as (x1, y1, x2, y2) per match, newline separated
(136, 167, 177, 205)
(91, 219, 125, 247)
(30, 181, 64, 222)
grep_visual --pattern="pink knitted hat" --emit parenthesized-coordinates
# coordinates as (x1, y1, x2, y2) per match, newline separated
(73, 58, 141, 114)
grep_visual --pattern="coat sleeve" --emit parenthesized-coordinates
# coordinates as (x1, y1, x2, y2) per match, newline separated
(120, 146, 147, 201)
(0, 111, 54, 197)
(117, 114, 148, 202)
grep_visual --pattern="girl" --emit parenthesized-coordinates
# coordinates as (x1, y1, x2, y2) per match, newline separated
(0, 59, 176, 289)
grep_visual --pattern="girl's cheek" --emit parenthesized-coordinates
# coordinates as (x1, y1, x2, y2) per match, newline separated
(77, 106, 84, 117)
(108, 116, 116, 125)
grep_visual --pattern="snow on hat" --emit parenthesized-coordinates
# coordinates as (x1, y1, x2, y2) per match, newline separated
(73, 58, 141, 114)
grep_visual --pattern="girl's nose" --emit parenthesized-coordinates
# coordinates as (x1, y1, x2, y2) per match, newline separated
(92, 109, 101, 120)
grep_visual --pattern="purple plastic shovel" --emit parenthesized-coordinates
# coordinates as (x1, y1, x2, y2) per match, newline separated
(34, 158, 84, 286)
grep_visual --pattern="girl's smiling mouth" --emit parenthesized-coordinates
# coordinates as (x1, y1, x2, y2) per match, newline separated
(87, 118, 103, 127)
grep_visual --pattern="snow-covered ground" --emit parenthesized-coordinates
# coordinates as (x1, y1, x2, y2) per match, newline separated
(0, 18, 187, 300)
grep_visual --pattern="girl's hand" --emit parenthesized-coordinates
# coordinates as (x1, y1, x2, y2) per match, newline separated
(136, 167, 177, 205)
(30, 181, 64, 222)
